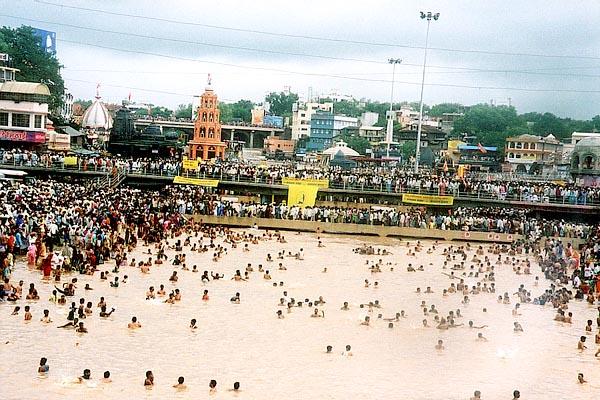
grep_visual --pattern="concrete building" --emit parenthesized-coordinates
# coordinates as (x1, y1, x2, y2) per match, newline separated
(290, 101, 333, 140)
(570, 136, 600, 186)
(360, 111, 379, 127)
(0, 81, 50, 147)
(0, 54, 18, 83)
(264, 136, 295, 156)
(332, 115, 358, 135)
(307, 111, 334, 151)
(358, 126, 385, 143)
(504, 133, 563, 174)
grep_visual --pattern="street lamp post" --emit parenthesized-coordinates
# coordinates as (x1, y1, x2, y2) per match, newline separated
(415, 11, 439, 173)
(386, 58, 402, 159)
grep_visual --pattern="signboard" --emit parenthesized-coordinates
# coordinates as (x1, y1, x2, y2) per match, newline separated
(402, 193, 454, 206)
(281, 177, 329, 188)
(182, 159, 199, 170)
(263, 115, 284, 128)
(251, 108, 264, 125)
(31, 28, 57, 54)
(287, 183, 319, 207)
(173, 176, 219, 187)
(0, 130, 46, 143)
(63, 156, 78, 166)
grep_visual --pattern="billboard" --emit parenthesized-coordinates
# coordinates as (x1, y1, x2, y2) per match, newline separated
(31, 28, 56, 54)
(263, 115, 284, 128)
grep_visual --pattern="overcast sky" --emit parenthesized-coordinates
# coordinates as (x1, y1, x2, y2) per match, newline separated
(3, 0, 600, 118)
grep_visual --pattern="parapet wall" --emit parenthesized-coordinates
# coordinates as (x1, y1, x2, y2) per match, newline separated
(191, 214, 524, 243)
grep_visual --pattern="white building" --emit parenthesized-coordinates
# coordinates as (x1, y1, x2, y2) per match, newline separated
(571, 132, 600, 145)
(333, 115, 358, 135)
(360, 111, 379, 127)
(0, 81, 50, 146)
(291, 101, 333, 140)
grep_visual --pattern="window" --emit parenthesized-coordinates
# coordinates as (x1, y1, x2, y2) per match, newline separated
(12, 113, 30, 127)
(508, 153, 514, 158)
(523, 143, 529, 149)
(509, 142, 515, 148)
(34, 115, 43, 129)
(515, 142, 522, 149)
(0, 112, 8, 126)
(515, 154, 521, 159)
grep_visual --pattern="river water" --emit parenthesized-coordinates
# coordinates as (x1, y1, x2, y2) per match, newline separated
(1, 231, 599, 399)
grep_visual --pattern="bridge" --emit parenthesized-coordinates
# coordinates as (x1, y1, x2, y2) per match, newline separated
(2, 161, 599, 216)
(134, 119, 285, 149)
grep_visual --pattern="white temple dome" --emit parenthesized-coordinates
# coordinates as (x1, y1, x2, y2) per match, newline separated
(81, 90, 113, 130)
(323, 141, 360, 157)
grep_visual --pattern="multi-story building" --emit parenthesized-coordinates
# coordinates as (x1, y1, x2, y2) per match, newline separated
(0, 54, 18, 83)
(332, 115, 358, 136)
(0, 81, 50, 147)
(290, 101, 333, 140)
(359, 126, 385, 143)
(264, 136, 295, 157)
(504, 133, 563, 174)
(307, 111, 334, 151)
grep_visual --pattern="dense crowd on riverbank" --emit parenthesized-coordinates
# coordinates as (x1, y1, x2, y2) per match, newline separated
(1, 148, 597, 205)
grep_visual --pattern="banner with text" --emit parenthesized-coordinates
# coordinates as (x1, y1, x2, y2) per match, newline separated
(182, 159, 199, 170)
(63, 156, 78, 166)
(402, 193, 454, 206)
(287, 184, 319, 207)
(173, 176, 219, 187)
(281, 177, 329, 188)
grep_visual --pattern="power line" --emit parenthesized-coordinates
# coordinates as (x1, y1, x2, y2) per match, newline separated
(58, 40, 600, 94)
(7, 13, 600, 79)
(33, 0, 600, 61)
(0, 14, 386, 66)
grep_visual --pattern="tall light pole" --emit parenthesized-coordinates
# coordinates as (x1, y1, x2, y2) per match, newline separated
(415, 11, 439, 173)
(386, 58, 402, 158)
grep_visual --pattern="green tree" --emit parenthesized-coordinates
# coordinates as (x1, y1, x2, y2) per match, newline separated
(74, 99, 92, 109)
(593, 115, 600, 131)
(453, 104, 525, 155)
(265, 91, 299, 117)
(332, 100, 362, 117)
(219, 100, 253, 123)
(337, 133, 370, 155)
(429, 102, 463, 117)
(400, 141, 417, 162)
(174, 103, 193, 119)
(0, 26, 65, 114)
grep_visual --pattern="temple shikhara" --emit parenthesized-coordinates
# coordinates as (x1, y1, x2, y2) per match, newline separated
(188, 75, 226, 160)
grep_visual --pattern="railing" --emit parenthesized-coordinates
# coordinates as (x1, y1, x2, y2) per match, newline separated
(1, 158, 598, 207)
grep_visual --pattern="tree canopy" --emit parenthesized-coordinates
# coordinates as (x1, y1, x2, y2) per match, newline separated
(265, 91, 298, 117)
(0, 25, 65, 115)
(219, 99, 254, 123)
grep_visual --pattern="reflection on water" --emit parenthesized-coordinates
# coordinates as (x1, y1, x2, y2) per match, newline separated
(1, 231, 600, 399)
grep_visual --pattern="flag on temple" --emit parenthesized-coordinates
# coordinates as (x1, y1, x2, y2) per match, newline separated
(477, 143, 487, 153)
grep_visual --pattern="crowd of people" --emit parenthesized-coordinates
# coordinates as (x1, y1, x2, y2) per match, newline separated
(1, 169, 600, 397)
(1, 148, 599, 206)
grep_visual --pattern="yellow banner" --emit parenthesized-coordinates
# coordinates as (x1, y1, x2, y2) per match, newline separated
(63, 156, 78, 166)
(287, 183, 319, 207)
(173, 176, 219, 187)
(282, 177, 329, 188)
(402, 193, 454, 206)
(182, 159, 199, 170)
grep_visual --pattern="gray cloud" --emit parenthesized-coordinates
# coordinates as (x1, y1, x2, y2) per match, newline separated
(2, 0, 599, 119)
